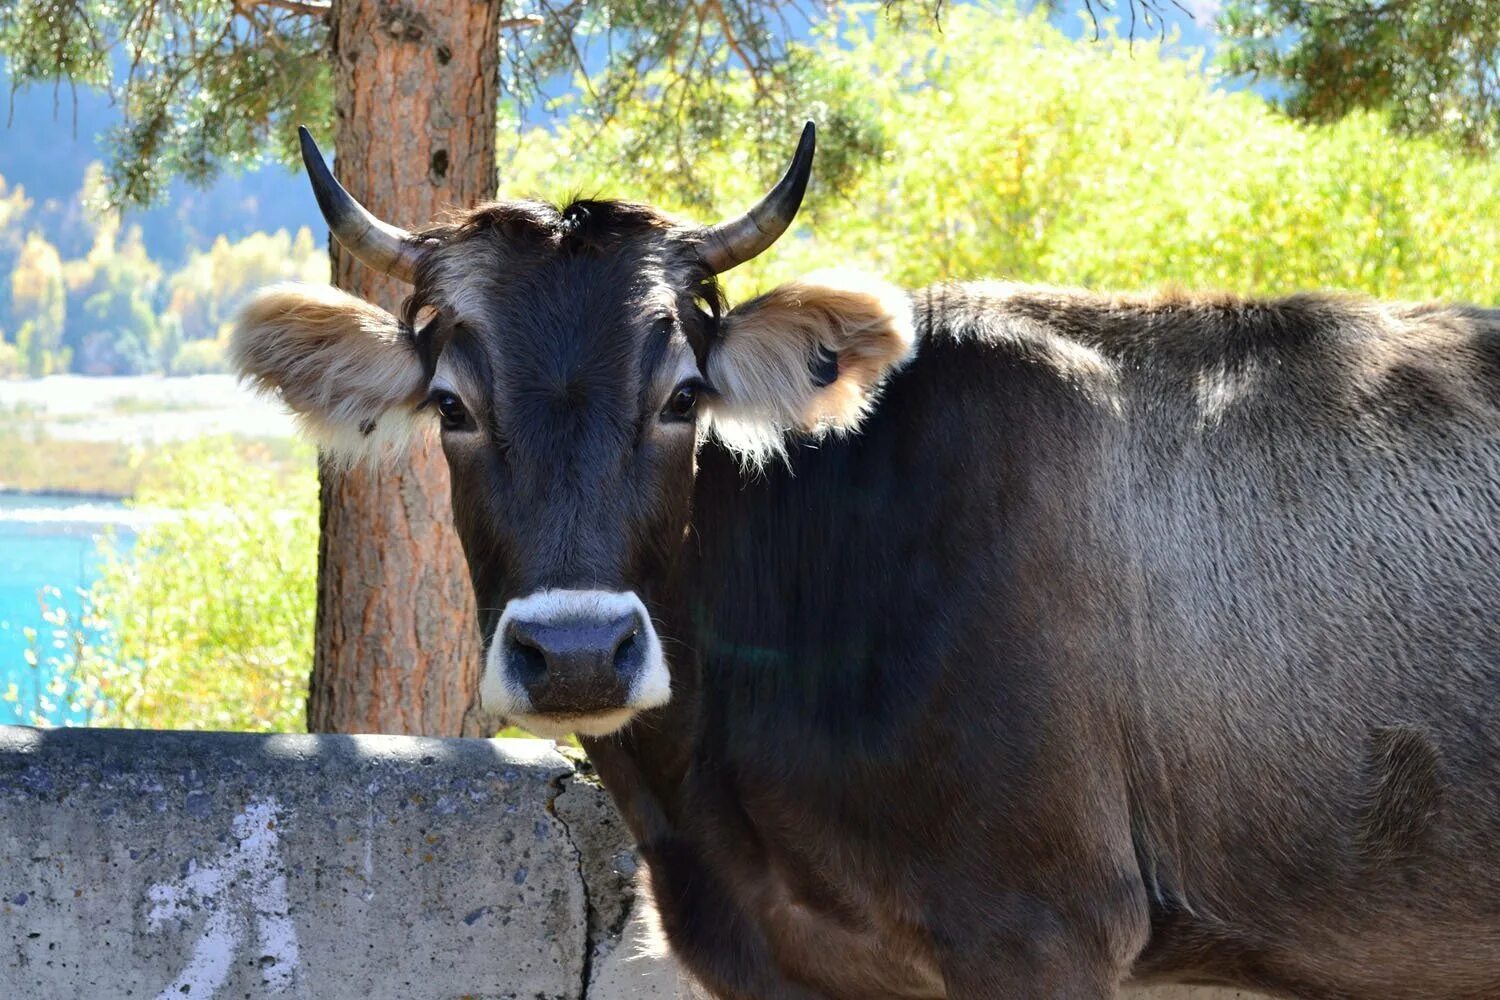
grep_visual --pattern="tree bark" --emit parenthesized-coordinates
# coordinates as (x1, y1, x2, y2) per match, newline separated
(309, 0, 498, 735)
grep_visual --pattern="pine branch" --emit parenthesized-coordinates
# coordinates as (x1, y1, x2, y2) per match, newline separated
(240, 0, 331, 16)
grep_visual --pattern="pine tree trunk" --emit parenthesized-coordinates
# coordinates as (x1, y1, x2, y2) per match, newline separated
(308, 0, 499, 735)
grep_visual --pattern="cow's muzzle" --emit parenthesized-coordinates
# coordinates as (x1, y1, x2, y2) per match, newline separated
(479, 589, 669, 737)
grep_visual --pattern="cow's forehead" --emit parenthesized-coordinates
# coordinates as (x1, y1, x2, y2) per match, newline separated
(407, 198, 700, 327)
(424, 239, 666, 330)
(404, 199, 719, 405)
(421, 251, 698, 410)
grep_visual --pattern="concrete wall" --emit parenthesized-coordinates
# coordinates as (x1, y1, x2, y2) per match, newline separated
(0, 726, 1266, 999)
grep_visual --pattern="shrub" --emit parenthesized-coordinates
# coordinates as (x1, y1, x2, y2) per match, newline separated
(33, 438, 318, 731)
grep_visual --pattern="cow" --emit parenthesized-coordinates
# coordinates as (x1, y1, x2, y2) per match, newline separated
(232, 122, 1500, 999)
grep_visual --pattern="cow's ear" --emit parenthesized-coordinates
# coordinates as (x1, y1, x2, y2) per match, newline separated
(707, 270, 915, 447)
(231, 283, 429, 461)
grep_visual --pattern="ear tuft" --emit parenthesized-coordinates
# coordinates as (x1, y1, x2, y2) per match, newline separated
(231, 283, 429, 462)
(707, 270, 914, 455)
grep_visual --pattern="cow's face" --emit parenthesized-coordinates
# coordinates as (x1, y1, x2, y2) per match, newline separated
(415, 208, 718, 738)
(232, 127, 914, 737)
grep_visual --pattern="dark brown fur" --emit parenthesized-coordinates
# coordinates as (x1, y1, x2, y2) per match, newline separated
(236, 203, 1500, 999)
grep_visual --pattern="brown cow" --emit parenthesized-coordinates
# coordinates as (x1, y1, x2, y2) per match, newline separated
(233, 124, 1500, 998)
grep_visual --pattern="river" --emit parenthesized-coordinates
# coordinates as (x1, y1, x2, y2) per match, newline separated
(0, 493, 138, 725)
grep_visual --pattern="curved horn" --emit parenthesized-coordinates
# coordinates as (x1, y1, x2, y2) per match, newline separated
(298, 126, 424, 284)
(697, 121, 816, 274)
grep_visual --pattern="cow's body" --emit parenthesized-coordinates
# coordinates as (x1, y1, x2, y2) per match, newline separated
(239, 128, 1500, 999)
(586, 283, 1500, 999)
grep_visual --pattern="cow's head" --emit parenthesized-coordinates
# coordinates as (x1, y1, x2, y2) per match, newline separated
(232, 125, 914, 737)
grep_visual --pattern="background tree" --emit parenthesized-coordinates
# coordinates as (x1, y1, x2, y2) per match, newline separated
(0, 176, 31, 327)
(62, 219, 163, 376)
(10, 233, 67, 376)
(1219, 1, 1500, 153)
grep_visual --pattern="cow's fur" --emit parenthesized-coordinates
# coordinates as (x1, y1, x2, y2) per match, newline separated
(629, 282, 1500, 999)
(236, 197, 1500, 1000)
(230, 283, 426, 459)
(708, 269, 917, 457)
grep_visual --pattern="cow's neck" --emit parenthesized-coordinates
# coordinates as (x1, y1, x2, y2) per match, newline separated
(585, 414, 957, 837)
(625, 340, 987, 820)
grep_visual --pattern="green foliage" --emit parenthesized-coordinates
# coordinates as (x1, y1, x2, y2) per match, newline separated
(0, 1, 330, 207)
(510, 4, 1500, 304)
(503, 1, 931, 202)
(0, 0, 952, 212)
(36, 439, 319, 732)
(1220, 1, 1500, 155)
(0, 175, 31, 320)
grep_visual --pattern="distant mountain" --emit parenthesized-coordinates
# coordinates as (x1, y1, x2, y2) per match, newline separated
(0, 60, 309, 267)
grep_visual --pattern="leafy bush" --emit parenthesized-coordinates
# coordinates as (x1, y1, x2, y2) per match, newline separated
(170, 336, 230, 375)
(507, 4, 1500, 305)
(31, 438, 318, 731)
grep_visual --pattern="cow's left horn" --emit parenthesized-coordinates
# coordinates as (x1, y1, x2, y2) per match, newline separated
(696, 121, 815, 274)
(299, 126, 425, 284)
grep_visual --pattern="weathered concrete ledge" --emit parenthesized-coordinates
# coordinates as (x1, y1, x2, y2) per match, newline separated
(0, 726, 1263, 999)
(0, 726, 676, 999)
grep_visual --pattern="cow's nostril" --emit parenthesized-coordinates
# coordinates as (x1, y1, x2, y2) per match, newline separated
(613, 629, 644, 676)
(508, 632, 548, 684)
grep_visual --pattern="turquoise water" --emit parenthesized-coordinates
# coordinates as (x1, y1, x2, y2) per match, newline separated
(0, 494, 134, 725)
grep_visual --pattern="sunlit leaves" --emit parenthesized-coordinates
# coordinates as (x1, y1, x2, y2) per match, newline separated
(1, 0, 946, 211)
(510, 4, 1500, 304)
(31, 438, 318, 732)
(9, 232, 68, 375)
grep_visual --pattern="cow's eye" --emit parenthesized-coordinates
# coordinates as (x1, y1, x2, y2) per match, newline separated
(662, 381, 702, 422)
(433, 391, 470, 431)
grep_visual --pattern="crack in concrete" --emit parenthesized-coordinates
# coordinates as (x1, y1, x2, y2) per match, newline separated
(546, 766, 596, 1000)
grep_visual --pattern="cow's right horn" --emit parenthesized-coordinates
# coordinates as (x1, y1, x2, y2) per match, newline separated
(299, 126, 425, 284)
(696, 121, 816, 274)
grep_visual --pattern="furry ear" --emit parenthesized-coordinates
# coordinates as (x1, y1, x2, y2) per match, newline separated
(706, 270, 915, 451)
(230, 283, 429, 460)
